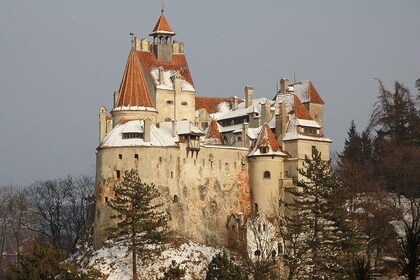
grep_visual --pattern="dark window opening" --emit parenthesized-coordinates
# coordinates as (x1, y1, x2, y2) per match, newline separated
(255, 203, 259, 213)
(181, 101, 188, 106)
(116, 170, 121, 179)
(134, 154, 139, 160)
(263, 171, 271, 179)
(260, 147, 269, 154)
(105, 197, 108, 203)
(171, 171, 173, 179)
(173, 195, 179, 203)
(166, 100, 174, 104)
(118, 154, 122, 160)
(122, 132, 143, 139)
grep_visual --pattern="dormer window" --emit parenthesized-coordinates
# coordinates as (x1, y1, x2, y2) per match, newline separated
(122, 132, 143, 139)
(260, 147, 269, 154)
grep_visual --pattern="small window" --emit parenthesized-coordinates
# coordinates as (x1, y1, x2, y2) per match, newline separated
(171, 171, 173, 179)
(105, 197, 109, 203)
(118, 154, 122, 160)
(225, 163, 229, 171)
(234, 162, 237, 169)
(284, 171, 289, 177)
(263, 171, 271, 179)
(159, 157, 162, 163)
(183, 158, 186, 164)
(260, 147, 269, 154)
(134, 154, 139, 160)
(181, 101, 188, 106)
(166, 100, 174, 104)
(263, 224, 267, 231)
(255, 203, 259, 213)
(258, 224, 261, 232)
(194, 159, 196, 166)
(116, 170, 121, 179)
(219, 160, 222, 170)
(237, 136, 242, 141)
(173, 195, 179, 203)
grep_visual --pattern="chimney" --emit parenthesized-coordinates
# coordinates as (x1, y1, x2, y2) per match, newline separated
(260, 99, 271, 125)
(171, 119, 177, 137)
(280, 78, 289, 93)
(244, 86, 253, 108)
(144, 119, 151, 142)
(113, 91, 120, 108)
(232, 97, 238, 111)
(158, 67, 164, 85)
(242, 122, 249, 148)
(275, 102, 287, 141)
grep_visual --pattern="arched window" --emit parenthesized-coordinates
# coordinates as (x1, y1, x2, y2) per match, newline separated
(181, 101, 188, 106)
(173, 195, 179, 203)
(263, 171, 271, 180)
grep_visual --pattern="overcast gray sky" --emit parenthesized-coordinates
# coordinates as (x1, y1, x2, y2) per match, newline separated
(0, 1, 419, 185)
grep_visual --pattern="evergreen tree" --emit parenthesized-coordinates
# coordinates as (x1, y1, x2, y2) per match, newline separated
(158, 260, 185, 280)
(340, 120, 362, 163)
(107, 169, 170, 280)
(205, 250, 248, 280)
(284, 148, 350, 279)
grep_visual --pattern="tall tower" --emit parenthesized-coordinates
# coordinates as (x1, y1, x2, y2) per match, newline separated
(150, 11, 176, 63)
(248, 124, 286, 214)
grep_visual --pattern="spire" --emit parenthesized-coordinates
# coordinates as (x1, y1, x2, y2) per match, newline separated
(117, 50, 154, 108)
(150, 13, 175, 37)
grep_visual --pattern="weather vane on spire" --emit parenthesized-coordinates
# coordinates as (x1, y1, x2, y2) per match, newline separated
(161, 0, 164, 14)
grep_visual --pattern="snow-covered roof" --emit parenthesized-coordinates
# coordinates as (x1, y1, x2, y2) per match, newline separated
(282, 117, 331, 142)
(150, 68, 195, 92)
(159, 120, 204, 136)
(248, 124, 286, 157)
(212, 97, 272, 121)
(99, 120, 177, 148)
(296, 119, 321, 128)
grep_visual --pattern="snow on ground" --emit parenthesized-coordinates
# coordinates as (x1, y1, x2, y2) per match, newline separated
(74, 239, 220, 280)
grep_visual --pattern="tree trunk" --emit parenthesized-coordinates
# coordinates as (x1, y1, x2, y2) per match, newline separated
(132, 229, 137, 280)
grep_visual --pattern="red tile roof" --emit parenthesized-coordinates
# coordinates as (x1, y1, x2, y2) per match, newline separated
(309, 81, 324, 105)
(195, 97, 229, 113)
(255, 123, 281, 152)
(150, 14, 175, 36)
(294, 95, 313, 120)
(117, 50, 154, 108)
(137, 51, 194, 86)
(206, 120, 224, 144)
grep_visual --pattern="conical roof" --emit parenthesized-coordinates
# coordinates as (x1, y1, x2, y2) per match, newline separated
(117, 50, 154, 108)
(248, 123, 285, 157)
(150, 14, 175, 36)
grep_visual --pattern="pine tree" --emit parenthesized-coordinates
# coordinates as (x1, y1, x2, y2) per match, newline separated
(283, 148, 350, 279)
(158, 260, 185, 280)
(107, 169, 170, 280)
(205, 250, 248, 280)
(340, 120, 362, 163)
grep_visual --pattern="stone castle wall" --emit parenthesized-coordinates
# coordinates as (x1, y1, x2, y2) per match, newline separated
(93, 143, 251, 248)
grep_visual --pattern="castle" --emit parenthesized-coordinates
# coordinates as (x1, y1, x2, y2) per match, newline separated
(93, 11, 331, 253)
